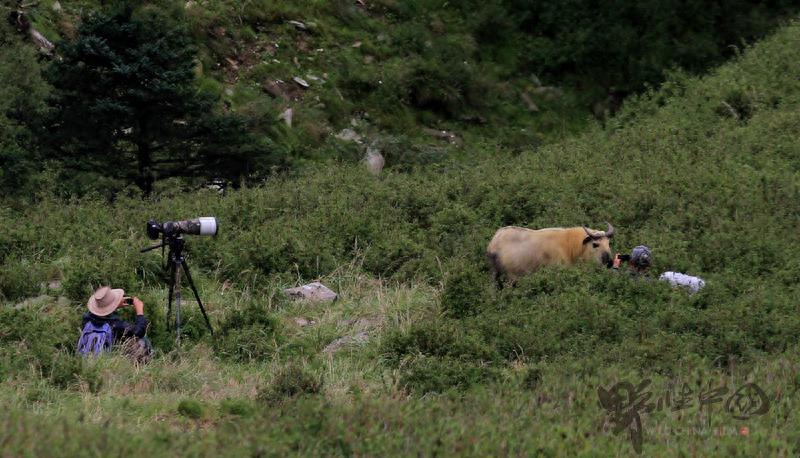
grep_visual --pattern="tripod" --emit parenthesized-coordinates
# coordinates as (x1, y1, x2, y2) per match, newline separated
(141, 235, 214, 344)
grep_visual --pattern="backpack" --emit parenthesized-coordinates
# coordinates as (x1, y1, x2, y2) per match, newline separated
(77, 321, 113, 356)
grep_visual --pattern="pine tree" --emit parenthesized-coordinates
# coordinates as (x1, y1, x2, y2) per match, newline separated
(45, 3, 257, 196)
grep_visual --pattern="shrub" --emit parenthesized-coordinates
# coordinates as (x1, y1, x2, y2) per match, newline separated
(440, 262, 491, 318)
(215, 301, 281, 362)
(257, 363, 323, 405)
(398, 355, 499, 394)
(177, 399, 205, 419)
(46, 352, 103, 393)
(219, 398, 254, 417)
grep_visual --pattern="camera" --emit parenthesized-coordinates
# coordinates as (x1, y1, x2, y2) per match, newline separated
(618, 254, 631, 262)
(146, 217, 218, 240)
(123, 297, 134, 306)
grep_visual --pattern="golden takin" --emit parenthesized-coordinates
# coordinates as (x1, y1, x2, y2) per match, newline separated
(486, 222, 615, 286)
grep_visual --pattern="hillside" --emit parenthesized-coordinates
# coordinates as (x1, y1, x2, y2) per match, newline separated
(1, 10, 800, 458)
(3, 0, 797, 198)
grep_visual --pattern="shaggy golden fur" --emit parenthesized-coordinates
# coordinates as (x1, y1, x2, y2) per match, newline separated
(486, 225, 614, 285)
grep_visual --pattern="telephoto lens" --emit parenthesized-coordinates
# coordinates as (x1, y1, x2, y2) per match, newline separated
(145, 217, 218, 239)
(168, 217, 218, 237)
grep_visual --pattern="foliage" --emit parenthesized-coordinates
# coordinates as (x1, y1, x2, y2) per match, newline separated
(257, 362, 323, 405)
(43, 1, 262, 196)
(507, 0, 797, 98)
(177, 399, 205, 419)
(0, 20, 50, 198)
(0, 9, 800, 458)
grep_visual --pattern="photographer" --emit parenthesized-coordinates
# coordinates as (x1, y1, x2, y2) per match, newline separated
(612, 245, 706, 293)
(612, 245, 653, 276)
(78, 286, 152, 361)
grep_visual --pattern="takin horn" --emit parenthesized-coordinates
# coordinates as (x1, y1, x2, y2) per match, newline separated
(582, 225, 601, 239)
(603, 222, 615, 238)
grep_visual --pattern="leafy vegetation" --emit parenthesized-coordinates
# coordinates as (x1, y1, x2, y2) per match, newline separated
(4, 0, 795, 198)
(1, 1, 799, 456)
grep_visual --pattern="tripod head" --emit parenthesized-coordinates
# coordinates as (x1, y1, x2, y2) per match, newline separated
(140, 233, 187, 265)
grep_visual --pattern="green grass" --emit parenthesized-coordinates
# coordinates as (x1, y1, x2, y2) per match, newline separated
(1, 12, 800, 458)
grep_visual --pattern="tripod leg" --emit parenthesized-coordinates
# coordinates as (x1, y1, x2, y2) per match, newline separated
(181, 260, 214, 335)
(166, 260, 176, 331)
(174, 261, 183, 346)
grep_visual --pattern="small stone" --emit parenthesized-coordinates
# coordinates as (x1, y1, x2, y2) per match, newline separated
(293, 76, 310, 88)
(52, 1, 63, 12)
(294, 317, 315, 327)
(287, 20, 307, 31)
(335, 128, 361, 143)
(284, 282, 338, 303)
(323, 331, 369, 354)
(364, 147, 385, 176)
(279, 108, 293, 128)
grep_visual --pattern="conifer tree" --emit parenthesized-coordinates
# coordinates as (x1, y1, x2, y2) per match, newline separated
(45, 2, 256, 195)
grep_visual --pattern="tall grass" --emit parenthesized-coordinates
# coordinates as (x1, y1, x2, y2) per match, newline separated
(1, 17, 799, 457)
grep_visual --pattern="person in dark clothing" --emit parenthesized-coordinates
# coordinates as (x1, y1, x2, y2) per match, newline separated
(83, 286, 152, 361)
(612, 245, 653, 276)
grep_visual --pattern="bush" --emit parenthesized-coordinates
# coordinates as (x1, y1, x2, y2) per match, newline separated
(215, 301, 281, 362)
(440, 262, 492, 318)
(46, 352, 103, 393)
(219, 398, 254, 417)
(177, 399, 205, 419)
(398, 355, 500, 394)
(257, 363, 323, 405)
(0, 260, 47, 301)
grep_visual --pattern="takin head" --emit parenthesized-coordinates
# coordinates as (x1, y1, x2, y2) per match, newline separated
(580, 222, 615, 267)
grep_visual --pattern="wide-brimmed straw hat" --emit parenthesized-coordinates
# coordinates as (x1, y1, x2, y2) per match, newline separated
(87, 286, 125, 316)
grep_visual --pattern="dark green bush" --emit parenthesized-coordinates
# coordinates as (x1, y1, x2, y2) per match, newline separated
(440, 262, 491, 318)
(398, 355, 500, 394)
(257, 363, 323, 405)
(219, 398, 254, 417)
(46, 352, 103, 393)
(177, 399, 205, 419)
(0, 260, 47, 301)
(214, 301, 281, 362)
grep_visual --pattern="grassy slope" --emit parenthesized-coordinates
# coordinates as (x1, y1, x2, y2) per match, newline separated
(1, 14, 800, 458)
(20, 0, 592, 177)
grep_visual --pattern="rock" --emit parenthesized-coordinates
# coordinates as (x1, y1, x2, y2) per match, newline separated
(47, 280, 61, 290)
(422, 127, 463, 145)
(521, 92, 539, 112)
(529, 73, 542, 87)
(364, 147, 385, 175)
(292, 76, 310, 88)
(263, 80, 289, 100)
(335, 128, 361, 143)
(288, 20, 307, 31)
(323, 331, 369, 354)
(352, 41, 362, 48)
(52, 1, 63, 12)
(279, 108, 293, 128)
(533, 86, 564, 100)
(284, 282, 338, 303)
(338, 315, 383, 329)
(293, 317, 315, 327)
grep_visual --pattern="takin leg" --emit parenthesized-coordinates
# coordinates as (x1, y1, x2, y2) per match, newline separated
(486, 251, 504, 289)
